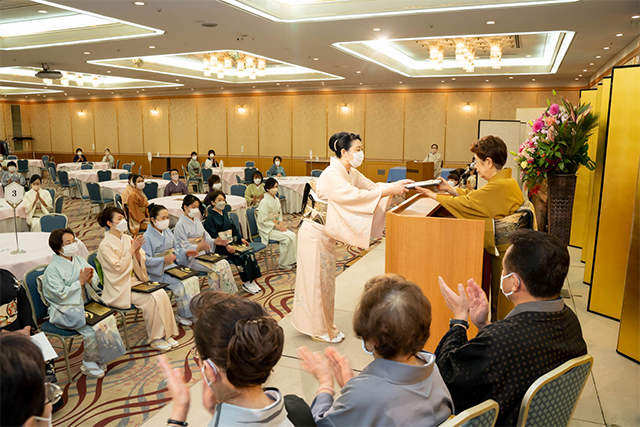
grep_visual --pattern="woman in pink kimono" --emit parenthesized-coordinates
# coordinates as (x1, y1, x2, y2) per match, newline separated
(292, 132, 410, 343)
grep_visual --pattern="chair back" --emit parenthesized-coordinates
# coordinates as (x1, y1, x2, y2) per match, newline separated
(138, 165, 142, 175)
(42, 155, 49, 164)
(119, 173, 129, 180)
(162, 171, 171, 181)
(116, 159, 120, 168)
(54, 196, 63, 213)
(202, 168, 213, 186)
(143, 181, 158, 200)
(311, 169, 323, 177)
(246, 207, 260, 240)
(517, 355, 594, 427)
(44, 188, 55, 201)
(230, 184, 247, 198)
(201, 162, 206, 169)
(123, 163, 132, 172)
(97, 170, 112, 182)
(181, 165, 188, 179)
(114, 194, 123, 209)
(86, 182, 104, 203)
(17, 159, 29, 172)
(57, 170, 70, 186)
(236, 175, 242, 184)
(40, 213, 68, 232)
(229, 212, 241, 235)
(48, 166, 59, 184)
(87, 250, 104, 285)
(244, 167, 257, 184)
(245, 161, 255, 167)
(22, 265, 49, 323)
(7, 155, 17, 160)
(439, 400, 499, 427)
(80, 163, 93, 170)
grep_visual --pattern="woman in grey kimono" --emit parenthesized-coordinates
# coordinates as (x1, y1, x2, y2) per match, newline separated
(142, 204, 202, 326)
(42, 228, 125, 378)
(173, 194, 237, 295)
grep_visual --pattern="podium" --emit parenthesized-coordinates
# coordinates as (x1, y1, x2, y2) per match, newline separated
(386, 194, 485, 352)
(405, 161, 434, 181)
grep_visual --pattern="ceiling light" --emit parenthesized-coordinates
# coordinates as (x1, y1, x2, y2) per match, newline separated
(589, 62, 594, 65)
(313, 57, 319, 61)
(398, 81, 402, 84)
(356, 71, 361, 73)
(43, 78, 53, 85)
(596, 55, 601, 58)
(149, 45, 156, 49)
(463, 103, 472, 112)
(134, 1, 145, 5)
(603, 47, 610, 50)
(509, 76, 513, 79)
(632, 15, 640, 19)
(341, 104, 349, 113)
(451, 78, 456, 80)
(575, 77, 579, 80)
(578, 74, 582, 77)
(106, 70, 111, 73)
(532, 78, 536, 81)
(485, 79, 489, 82)
(486, 21, 495, 24)
(150, 108, 159, 116)
(373, 28, 381, 32)
(441, 80, 445, 82)
(276, 82, 280, 85)
(583, 69, 587, 72)
(84, 52, 91, 55)
(616, 33, 623, 37)
(526, 55, 532, 58)
(38, 10, 48, 14)
(359, 82, 363, 85)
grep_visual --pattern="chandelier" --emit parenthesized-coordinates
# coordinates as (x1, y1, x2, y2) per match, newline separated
(420, 36, 514, 73)
(201, 51, 267, 80)
(57, 72, 100, 87)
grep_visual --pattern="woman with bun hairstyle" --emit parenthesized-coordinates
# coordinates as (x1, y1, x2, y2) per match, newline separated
(292, 132, 412, 343)
(97, 206, 179, 352)
(158, 293, 295, 427)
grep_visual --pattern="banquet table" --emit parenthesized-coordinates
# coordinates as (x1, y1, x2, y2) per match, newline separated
(275, 176, 314, 213)
(1, 159, 44, 179)
(99, 179, 170, 200)
(67, 169, 128, 198)
(0, 232, 89, 280)
(386, 167, 406, 183)
(152, 193, 249, 238)
(0, 198, 28, 232)
(218, 167, 246, 193)
(57, 162, 110, 172)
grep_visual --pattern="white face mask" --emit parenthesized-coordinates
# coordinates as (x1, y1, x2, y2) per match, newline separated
(62, 241, 78, 257)
(201, 359, 218, 389)
(0, 156, 3, 162)
(215, 201, 226, 211)
(349, 151, 364, 168)
(154, 219, 170, 230)
(253, 178, 262, 186)
(213, 183, 222, 190)
(274, 161, 280, 166)
(188, 207, 200, 218)
(268, 187, 278, 195)
(114, 219, 128, 233)
(78, 152, 83, 156)
(171, 174, 179, 182)
(447, 180, 457, 187)
(209, 154, 215, 158)
(500, 272, 518, 298)
(192, 156, 198, 161)
(136, 182, 145, 190)
(8, 166, 16, 172)
(362, 340, 374, 356)
(33, 414, 52, 427)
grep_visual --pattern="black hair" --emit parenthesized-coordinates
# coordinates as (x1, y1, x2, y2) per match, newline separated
(97, 206, 126, 228)
(191, 151, 198, 156)
(76, 148, 82, 153)
(252, 170, 263, 181)
(448, 172, 461, 182)
(170, 168, 179, 174)
(208, 190, 226, 206)
(183, 194, 205, 216)
(208, 174, 221, 188)
(7, 161, 16, 167)
(149, 203, 168, 220)
(208, 150, 216, 156)
(127, 173, 133, 183)
(328, 132, 361, 158)
(130, 174, 143, 184)
(105, 148, 110, 152)
(263, 177, 278, 191)
(431, 144, 439, 149)
(504, 229, 570, 299)
(273, 156, 282, 163)
(29, 174, 42, 184)
(49, 228, 75, 254)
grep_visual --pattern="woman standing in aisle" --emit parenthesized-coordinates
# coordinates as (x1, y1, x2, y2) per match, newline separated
(292, 132, 410, 343)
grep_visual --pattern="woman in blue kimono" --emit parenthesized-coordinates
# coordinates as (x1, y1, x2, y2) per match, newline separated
(42, 228, 125, 378)
(142, 204, 201, 326)
(173, 195, 238, 295)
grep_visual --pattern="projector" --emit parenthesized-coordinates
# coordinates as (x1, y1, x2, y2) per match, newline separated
(35, 70, 63, 80)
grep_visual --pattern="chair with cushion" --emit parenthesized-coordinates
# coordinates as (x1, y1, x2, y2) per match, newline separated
(86, 182, 114, 213)
(439, 400, 499, 427)
(54, 196, 63, 214)
(311, 169, 323, 178)
(230, 184, 247, 198)
(114, 194, 123, 209)
(80, 163, 93, 170)
(202, 168, 213, 191)
(162, 171, 171, 181)
(48, 164, 60, 188)
(17, 159, 29, 175)
(182, 165, 201, 193)
(243, 167, 257, 184)
(7, 155, 17, 160)
(236, 175, 243, 184)
(228, 211, 267, 271)
(116, 159, 120, 169)
(245, 161, 255, 167)
(44, 188, 55, 202)
(142, 181, 158, 200)
(119, 173, 129, 180)
(57, 170, 79, 199)
(245, 207, 277, 270)
(516, 355, 593, 427)
(97, 170, 112, 182)
(40, 155, 49, 178)
(40, 213, 68, 232)
(138, 165, 142, 176)
(122, 163, 132, 172)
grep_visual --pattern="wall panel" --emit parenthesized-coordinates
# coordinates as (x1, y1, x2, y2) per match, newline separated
(117, 100, 143, 154)
(142, 99, 169, 156)
(404, 92, 447, 161)
(292, 95, 326, 158)
(490, 91, 537, 120)
(0, 103, 6, 140)
(259, 96, 291, 158)
(30, 103, 51, 152)
(49, 103, 72, 153)
(93, 101, 119, 154)
(197, 97, 227, 156)
(536, 89, 580, 108)
(445, 92, 491, 163)
(20, 104, 30, 138)
(228, 96, 258, 157)
(365, 93, 404, 160)
(169, 98, 197, 156)
(71, 101, 94, 153)
(328, 94, 365, 153)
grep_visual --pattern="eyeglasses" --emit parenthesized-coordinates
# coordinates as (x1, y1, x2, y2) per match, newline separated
(45, 382, 63, 405)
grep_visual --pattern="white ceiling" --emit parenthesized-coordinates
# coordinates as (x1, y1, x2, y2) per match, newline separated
(0, 0, 638, 99)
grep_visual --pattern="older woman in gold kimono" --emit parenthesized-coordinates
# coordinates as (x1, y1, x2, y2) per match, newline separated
(416, 135, 524, 320)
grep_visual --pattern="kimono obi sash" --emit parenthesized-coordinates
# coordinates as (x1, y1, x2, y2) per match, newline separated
(302, 181, 328, 225)
(153, 248, 174, 258)
(188, 236, 204, 245)
(494, 200, 536, 246)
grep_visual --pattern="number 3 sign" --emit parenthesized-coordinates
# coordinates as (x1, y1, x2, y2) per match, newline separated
(5, 181, 25, 208)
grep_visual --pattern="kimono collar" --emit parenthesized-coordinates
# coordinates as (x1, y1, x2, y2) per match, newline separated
(149, 225, 164, 237)
(506, 297, 565, 318)
(330, 156, 351, 178)
(212, 388, 288, 427)
(359, 351, 435, 386)
(488, 168, 513, 182)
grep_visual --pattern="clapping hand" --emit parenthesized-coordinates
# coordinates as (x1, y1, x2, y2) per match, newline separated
(185, 250, 199, 257)
(213, 237, 228, 247)
(164, 253, 177, 264)
(324, 347, 354, 388)
(79, 267, 93, 285)
(157, 355, 190, 422)
(438, 276, 490, 330)
(196, 241, 210, 252)
(297, 346, 334, 390)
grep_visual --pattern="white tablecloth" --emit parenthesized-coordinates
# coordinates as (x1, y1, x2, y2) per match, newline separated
(0, 232, 88, 280)
(0, 199, 28, 232)
(219, 167, 247, 193)
(99, 179, 170, 199)
(276, 176, 314, 213)
(58, 162, 110, 171)
(152, 194, 249, 238)
(67, 169, 128, 199)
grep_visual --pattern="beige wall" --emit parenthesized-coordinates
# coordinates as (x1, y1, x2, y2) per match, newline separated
(3, 89, 580, 169)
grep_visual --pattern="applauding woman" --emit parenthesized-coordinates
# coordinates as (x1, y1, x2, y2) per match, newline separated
(22, 175, 52, 232)
(97, 206, 179, 352)
(257, 178, 296, 269)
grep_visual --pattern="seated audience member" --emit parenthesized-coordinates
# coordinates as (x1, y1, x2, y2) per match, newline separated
(97, 206, 179, 352)
(173, 195, 237, 295)
(187, 151, 204, 193)
(298, 274, 453, 426)
(127, 174, 150, 235)
(245, 170, 265, 208)
(203, 174, 223, 206)
(43, 228, 125, 378)
(1, 160, 26, 187)
(73, 148, 86, 163)
(435, 229, 587, 426)
(446, 171, 461, 189)
(466, 164, 477, 190)
(267, 156, 287, 177)
(257, 178, 297, 269)
(204, 149, 219, 169)
(121, 173, 134, 205)
(0, 334, 59, 427)
(203, 191, 262, 294)
(164, 169, 188, 196)
(23, 175, 52, 232)
(102, 148, 115, 168)
(158, 292, 299, 427)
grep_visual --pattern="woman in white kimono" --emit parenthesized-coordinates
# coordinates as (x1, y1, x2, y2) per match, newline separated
(257, 178, 297, 269)
(173, 194, 237, 295)
(142, 204, 202, 326)
(42, 228, 125, 378)
(96, 206, 179, 352)
(292, 132, 410, 343)
(22, 175, 52, 232)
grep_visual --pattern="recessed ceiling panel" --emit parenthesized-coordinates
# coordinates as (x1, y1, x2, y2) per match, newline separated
(0, 85, 62, 95)
(219, 0, 580, 22)
(88, 50, 343, 84)
(333, 31, 574, 77)
(0, 0, 164, 50)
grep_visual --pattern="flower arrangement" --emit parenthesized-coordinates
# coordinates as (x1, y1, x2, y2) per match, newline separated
(512, 91, 599, 194)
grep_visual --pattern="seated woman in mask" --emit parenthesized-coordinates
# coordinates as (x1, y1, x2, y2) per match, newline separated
(257, 178, 296, 269)
(245, 170, 266, 208)
(126, 174, 150, 235)
(22, 175, 52, 232)
(163, 169, 188, 196)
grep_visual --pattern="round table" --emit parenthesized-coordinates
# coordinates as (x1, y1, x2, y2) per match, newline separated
(0, 232, 89, 280)
(218, 167, 246, 193)
(67, 169, 128, 199)
(275, 176, 315, 213)
(99, 179, 170, 199)
(57, 162, 110, 171)
(151, 194, 249, 238)
(0, 198, 28, 232)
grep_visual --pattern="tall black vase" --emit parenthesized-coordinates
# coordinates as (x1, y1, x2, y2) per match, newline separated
(547, 174, 577, 245)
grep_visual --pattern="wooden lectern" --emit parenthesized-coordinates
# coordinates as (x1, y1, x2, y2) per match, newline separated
(386, 194, 485, 352)
(406, 161, 435, 181)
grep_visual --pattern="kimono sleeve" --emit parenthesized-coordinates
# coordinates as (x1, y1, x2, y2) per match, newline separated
(42, 264, 82, 305)
(203, 215, 220, 243)
(257, 198, 275, 234)
(141, 233, 165, 278)
(174, 220, 197, 252)
(266, 165, 277, 177)
(77, 256, 101, 291)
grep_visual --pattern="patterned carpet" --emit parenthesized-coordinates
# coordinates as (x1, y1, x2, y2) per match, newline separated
(49, 188, 386, 427)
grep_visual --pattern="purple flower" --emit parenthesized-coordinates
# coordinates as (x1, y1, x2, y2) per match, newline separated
(532, 119, 544, 133)
(549, 104, 560, 115)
